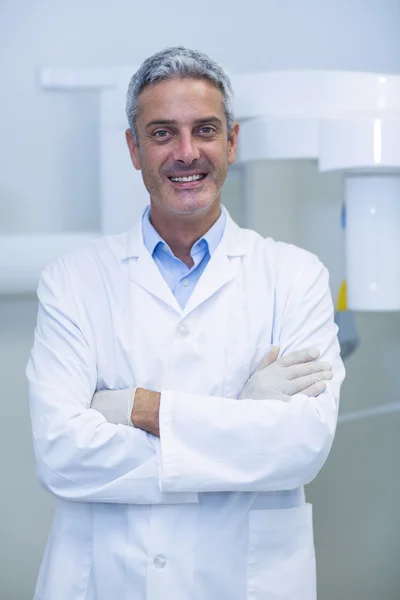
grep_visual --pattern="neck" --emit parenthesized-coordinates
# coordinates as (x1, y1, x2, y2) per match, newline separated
(149, 201, 222, 267)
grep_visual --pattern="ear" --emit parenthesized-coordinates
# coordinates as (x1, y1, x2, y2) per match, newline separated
(227, 122, 240, 165)
(125, 129, 141, 170)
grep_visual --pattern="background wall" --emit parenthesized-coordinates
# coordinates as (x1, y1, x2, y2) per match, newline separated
(1, 1, 400, 598)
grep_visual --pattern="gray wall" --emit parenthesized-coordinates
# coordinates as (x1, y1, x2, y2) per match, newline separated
(0, 297, 54, 597)
(1, 1, 400, 598)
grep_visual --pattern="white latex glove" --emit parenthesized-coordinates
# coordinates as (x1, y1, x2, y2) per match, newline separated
(91, 388, 136, 425)
(239, 346, 332, 401)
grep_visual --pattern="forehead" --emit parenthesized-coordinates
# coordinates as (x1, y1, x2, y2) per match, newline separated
(137, 78, 225, 126)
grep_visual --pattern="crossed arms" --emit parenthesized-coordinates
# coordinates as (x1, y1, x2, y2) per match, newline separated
(27, 255, 345, 504)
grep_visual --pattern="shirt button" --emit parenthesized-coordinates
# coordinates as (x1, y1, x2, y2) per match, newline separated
(177, 325, 189, 337)
(182, 278, 189, 287)
(153, 554, 167, 569)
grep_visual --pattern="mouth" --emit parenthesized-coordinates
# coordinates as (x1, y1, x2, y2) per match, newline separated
(167, 173, 208, 188)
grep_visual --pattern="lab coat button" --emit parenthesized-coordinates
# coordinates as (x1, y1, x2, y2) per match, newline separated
(177, 325, 189, 337)
(153, 554, 167, 569)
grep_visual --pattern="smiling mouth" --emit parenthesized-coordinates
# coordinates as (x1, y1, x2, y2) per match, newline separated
(168, 174, 207, 183)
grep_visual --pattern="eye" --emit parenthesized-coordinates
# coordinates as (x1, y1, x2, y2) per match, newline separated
(198, 126, 216, 135)
(153, 130, 170, 139)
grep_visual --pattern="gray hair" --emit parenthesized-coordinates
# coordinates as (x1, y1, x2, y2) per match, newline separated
(126, 47, 234, 143)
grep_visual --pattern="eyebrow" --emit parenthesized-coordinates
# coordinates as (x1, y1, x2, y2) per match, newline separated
(145, 116, 223, 129)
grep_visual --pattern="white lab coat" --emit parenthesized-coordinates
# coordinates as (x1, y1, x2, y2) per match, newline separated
(27, 207, 345, 600)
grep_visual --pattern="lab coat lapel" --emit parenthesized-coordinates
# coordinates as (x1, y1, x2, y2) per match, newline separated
(124, 221, 181, 314)
(182, 212, 246, 318)
(123, 208, 246, 317)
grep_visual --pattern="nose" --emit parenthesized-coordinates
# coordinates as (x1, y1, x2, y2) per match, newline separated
(172, 130, 201, 164)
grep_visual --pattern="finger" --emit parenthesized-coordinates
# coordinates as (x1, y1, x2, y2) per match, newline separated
(255, 346, 280, 372)
(279, 347, 320, 367)
(288, 370, 332, 395)
(301, 381, 327, 397)
(287, 361, 332, 380)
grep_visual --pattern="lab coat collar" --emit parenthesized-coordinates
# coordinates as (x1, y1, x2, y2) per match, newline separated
(123, 205, 245, 260)
(123, 205, 246, 316)
(141, 204, 226, 259)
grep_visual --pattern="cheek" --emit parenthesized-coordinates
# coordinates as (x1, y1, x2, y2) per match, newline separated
(208, 150, 229, 176)
(208, 142, 229, 166)
(141, 147, 168, 175)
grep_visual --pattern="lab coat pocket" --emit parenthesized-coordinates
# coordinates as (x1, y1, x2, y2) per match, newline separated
(247, 504, 316, 600)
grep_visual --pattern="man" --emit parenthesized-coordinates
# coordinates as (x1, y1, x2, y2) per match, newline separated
(27, 47, 344, 600)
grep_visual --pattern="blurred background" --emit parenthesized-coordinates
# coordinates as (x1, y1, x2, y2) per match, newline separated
(1, 0, 400, 598)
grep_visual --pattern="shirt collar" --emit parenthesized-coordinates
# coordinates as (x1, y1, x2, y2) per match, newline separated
(141, 206, 164, 256)
(142, 205, 226, 258)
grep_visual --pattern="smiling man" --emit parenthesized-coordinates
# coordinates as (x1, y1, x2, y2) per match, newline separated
(126, 72, 239, 268)
(27, 47, 344, 600)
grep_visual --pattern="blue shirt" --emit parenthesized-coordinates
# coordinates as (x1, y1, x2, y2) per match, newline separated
(142, 206, 226, 308)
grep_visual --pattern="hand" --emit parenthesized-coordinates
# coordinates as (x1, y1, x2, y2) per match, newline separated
(91, 387, 160, 435)
(239, 346, 332, 401)
(91, 388, 135, 425)
(131, 388, 161, 437)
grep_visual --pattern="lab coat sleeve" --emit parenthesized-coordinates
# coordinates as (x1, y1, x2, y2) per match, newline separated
(27, 257, 198, 504)
(158, 251, 345, 493)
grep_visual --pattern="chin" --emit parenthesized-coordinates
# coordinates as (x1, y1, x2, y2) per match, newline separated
(167, 194, 217, 217)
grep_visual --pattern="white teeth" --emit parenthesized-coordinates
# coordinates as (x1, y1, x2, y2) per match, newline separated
(170, 174, 205, 182)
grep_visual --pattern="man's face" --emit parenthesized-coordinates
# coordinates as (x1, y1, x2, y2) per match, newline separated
(126, 78, 239, 217)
